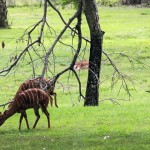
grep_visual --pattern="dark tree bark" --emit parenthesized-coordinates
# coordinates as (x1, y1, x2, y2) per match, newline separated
(83, 0, 104, 106)
(0, 0, 8, 28)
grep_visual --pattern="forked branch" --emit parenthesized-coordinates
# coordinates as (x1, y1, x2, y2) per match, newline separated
(45, 0, 83, 96)
(41, 0, 83, 78)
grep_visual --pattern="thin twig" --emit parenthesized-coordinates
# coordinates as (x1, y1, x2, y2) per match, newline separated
(99, 98, 127, 105)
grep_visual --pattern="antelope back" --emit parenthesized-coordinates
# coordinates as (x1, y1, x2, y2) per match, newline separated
(15, 80, 38, 96)
(16, 78, 48, 95)
(12, 89, 50, 111)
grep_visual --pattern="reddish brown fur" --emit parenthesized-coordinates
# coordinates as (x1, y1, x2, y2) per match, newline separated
(0, 88, 51, 130)
(74, 60, 89, 70)
(14, 77, 58, 108)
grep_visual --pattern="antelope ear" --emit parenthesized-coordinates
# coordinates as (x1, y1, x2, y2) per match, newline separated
(0, 112, 2, 115)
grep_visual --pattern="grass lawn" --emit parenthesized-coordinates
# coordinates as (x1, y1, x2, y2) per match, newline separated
(0, 6, 150, 150)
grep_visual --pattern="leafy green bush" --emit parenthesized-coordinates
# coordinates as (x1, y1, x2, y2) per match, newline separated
(6, 0, 120, 7)
(60, 0, 78, 8)
(97, 0, 120, 6)
(6, 0, 16, 7)
(6, 0, 43, 7)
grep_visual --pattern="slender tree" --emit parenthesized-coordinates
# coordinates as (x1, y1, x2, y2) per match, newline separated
(60, 0, 104, 106)
(82, 0, 104, 106)
(0, 0, 8, 28)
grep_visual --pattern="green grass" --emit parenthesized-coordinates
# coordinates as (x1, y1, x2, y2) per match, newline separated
(0, 6, 150, 150)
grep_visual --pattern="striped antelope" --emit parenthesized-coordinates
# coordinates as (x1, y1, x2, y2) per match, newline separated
(0, 88, 52, 130)
(14, 77, 58, 108)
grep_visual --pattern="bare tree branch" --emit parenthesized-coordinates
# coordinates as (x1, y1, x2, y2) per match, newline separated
(38, 0, 48, 45)
(103, 51, 133, 99)
(0, 40, 38, 76)
(27, 50, 36, 77)
(44, 0, 83, 92)
(41, 0, 83, 78)
(99, 98, 127, 105)
(72, 69, 85, 100)
(46, 0, 90, 43)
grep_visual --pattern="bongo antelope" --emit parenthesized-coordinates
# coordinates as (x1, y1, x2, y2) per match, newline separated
(0, 88, 51, 130)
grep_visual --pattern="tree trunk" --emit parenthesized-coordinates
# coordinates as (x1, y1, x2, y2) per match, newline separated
(0, 0, 8, 28)
(83, 0, 104, 106)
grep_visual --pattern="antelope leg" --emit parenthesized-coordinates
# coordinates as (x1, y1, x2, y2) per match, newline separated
(23, 111, 30, 129)
(53, 93, 58, 108)
(19, 113, 24, 130)
(42, 106, 50, 128)
(33, 108, 40, 129)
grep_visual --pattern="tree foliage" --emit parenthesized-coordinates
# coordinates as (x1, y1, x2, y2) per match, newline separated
(61, 0, 78, 5)
(60, 0, 78, 7)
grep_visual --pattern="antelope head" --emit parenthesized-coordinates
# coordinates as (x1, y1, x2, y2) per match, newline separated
(0, 110, 7, 126)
